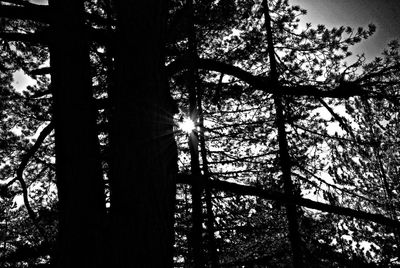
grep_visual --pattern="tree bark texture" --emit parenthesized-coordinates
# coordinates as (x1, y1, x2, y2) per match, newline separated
(49, 1, 106, 267)
(109, 0, 177, 267)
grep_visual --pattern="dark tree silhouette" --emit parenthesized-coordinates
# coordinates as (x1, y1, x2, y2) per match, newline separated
(108, 0, 177, 266)
(262, 1, 303, 266)
(1, 0, 400, 267)
(49, 1, 106, 267)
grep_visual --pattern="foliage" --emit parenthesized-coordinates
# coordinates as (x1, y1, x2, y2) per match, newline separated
(0, 0, 399, 266)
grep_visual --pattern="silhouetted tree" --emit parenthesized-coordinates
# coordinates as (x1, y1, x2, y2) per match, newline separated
(108, 0, 177, 266)
(1, 0, 400, 267)
(49, 1, 106, 267)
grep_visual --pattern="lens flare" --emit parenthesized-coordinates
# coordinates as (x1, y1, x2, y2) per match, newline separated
(179, 117, 195, 133)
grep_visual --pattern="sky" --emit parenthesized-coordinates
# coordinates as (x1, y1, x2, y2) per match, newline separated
(14, 0, 399, 90)
(29, 0, 47, 5)
(25, 0, 399, 60)
(290, 0, 400, 61)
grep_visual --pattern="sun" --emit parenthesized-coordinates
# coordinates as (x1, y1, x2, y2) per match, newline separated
(179, 117, 196, 133)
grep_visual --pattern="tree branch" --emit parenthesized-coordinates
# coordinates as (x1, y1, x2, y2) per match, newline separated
(0, 31, 49, 44)
(0, 0, 42, 7)
(30, 67, 51, 76)
(177, 174, 400, 229)
(167, 57, 376, 99)
(317, 97, 356, 139)
(0, 4, 51, 23)
(7, 122, 54, 240)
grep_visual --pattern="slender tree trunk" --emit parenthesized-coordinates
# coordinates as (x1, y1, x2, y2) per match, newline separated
(49, 1, 106, 267)
(198, 95, 219, 268)
(109, 0, 177, 266)
(188, 128, 204, 267)
(187, 0, 205, 266)
(262, 1, 303, 267)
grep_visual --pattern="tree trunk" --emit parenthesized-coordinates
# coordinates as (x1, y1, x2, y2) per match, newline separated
(187, 0, 204, 266)
(198, 98, 219, 268)
(262, 1, 304, 267)
(49, 1, 106, 267)
(109, 0, 177, 266)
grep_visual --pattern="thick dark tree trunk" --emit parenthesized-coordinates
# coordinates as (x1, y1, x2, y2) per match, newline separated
(109, 0, 177, 266)
(49, 1, 106, 267)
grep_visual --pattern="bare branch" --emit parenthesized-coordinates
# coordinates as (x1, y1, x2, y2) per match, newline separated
(318, 97, 356, 139)
(167, 57, 374, 99)
(177, 174, 400, 229)
(0, 31, 49, 44)
(30, 67, 51, 76)
(0, 3, 51, 23)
